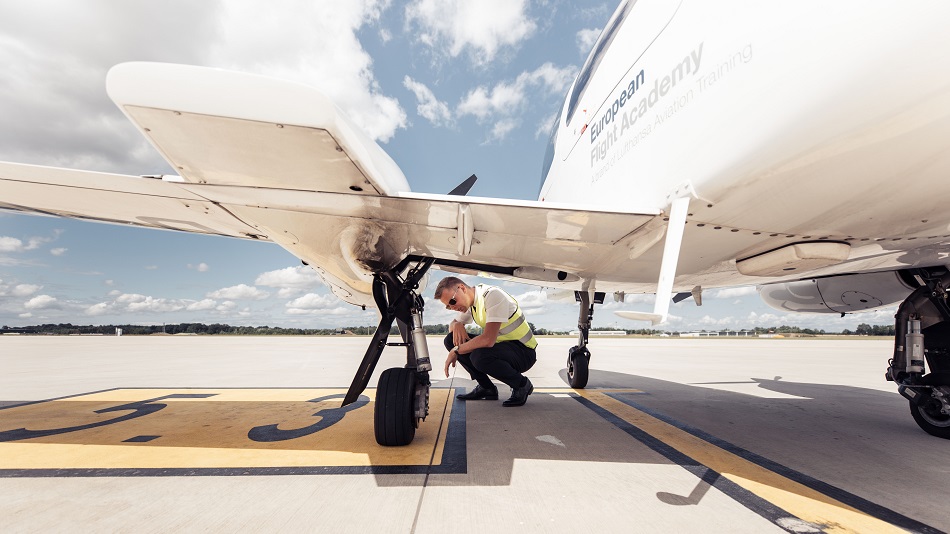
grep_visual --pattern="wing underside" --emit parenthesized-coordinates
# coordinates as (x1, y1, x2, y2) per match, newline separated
(0, 158, 662, 306)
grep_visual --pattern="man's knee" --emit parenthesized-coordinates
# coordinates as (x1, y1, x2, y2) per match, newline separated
(443, 333, 454, 351)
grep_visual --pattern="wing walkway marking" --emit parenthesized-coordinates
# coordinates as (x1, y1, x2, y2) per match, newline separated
(577, 391, 939, 534)
(0, 388, 465, 476)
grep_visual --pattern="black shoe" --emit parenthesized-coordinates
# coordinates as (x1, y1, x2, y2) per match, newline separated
(503, 378, 533, 407)
(457, 385, 499, 400)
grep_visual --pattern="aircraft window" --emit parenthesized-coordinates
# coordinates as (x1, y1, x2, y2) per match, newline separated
(539, 105, 563, 192)
(566, 0, 636, 126)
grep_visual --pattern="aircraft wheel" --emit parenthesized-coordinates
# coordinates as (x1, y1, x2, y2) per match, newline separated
(909, 396, 950, 439)
(375, 367, 416, 446)
(567, 346, 590, 389)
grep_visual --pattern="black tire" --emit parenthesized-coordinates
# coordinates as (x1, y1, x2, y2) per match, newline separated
(567, 347, 590, 389)
(909, 397, 950, 439)
(375, 367, 417, 446)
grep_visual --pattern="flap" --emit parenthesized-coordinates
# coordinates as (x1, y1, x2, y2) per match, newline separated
(0, 161, 266, 240)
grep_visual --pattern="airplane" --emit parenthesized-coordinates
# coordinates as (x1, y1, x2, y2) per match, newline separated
(2, 0, 950, 446)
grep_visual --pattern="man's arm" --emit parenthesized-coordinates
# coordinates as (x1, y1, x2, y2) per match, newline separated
(444, 322, 501, 377)
(459, 322, 501, 351)
(449, 319, 470, 347)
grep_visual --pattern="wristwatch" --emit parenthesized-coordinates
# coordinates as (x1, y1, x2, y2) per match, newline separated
(452, 345, 460, 355)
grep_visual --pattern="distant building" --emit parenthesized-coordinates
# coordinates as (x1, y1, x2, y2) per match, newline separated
(680, 331, 719, 338)
(681, 330, 756, 338)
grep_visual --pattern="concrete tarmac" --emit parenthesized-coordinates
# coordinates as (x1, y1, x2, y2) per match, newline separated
(1, 336, 947, 533)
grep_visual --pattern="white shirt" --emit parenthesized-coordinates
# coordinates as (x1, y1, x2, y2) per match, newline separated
(455, 285, 518, 325)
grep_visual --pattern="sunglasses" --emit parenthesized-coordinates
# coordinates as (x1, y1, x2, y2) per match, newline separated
(446, 286, 461, 308)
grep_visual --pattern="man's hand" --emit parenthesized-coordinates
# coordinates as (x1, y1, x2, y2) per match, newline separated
(444, 349, 458, 378)
(450, 321, 470, 346)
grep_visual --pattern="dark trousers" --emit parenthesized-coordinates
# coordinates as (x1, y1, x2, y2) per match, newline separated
(443, 333, 536, 389)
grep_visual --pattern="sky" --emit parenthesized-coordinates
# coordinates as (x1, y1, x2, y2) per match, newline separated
(0, 0, 899, 332)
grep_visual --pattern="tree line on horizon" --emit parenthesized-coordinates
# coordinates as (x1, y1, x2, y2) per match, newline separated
(0, 322, 897, 336)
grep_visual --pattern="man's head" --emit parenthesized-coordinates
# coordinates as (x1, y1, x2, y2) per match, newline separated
(435, 276, 471, 312)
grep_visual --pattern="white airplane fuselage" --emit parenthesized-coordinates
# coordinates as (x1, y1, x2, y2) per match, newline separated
(537, 0, 950, 301)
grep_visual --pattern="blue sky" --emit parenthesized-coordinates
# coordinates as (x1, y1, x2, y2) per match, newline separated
(0, 0, 897, 331)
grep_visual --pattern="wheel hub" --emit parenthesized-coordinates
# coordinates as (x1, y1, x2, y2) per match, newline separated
(920, 387, 950, 426)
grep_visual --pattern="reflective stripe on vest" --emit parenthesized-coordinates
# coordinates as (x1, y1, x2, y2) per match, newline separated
(471, 285, 538, 350)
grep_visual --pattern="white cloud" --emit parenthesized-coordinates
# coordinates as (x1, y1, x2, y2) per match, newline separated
(50, 247, 67, 256)
(24, 294, 59, 310)
(211, 1, 406, 142)
(255, 266, 323, 297)
(85, 302, 111, 316)
(458, 63, 575, 118)
(0, 1, 405, 176)
(0, 237, 25, 252)
(145, 265, 159, 270)
(206, 284, 269, 300)
(104, 279, 114, 286)
(514, 289, 547, 312)
(286, 306, 354, 316)
(0, 232, 60, 253)
(403, 76, 453, 127)
(12, 284, 41, 297)
(186, 299, 217, 311)
(535, 112, 557, 139)
(747, 311, 781, 325)
(406, 0, 537, 65)
(116, 293, 146, 304)
(216, 301, 237, 312)
(18, 312, 33, 319)
(487, 119, 520, 143)
(84, 292, 224, 316)
(712, 286, 757, 299)
(457, 63, 576, 141)
(24, 236, 53, 250)
(576, 28, 601, 55)
(276, 288, 300, 299)
(187, 263, 210, 272)
(108, 289, 121, 296)
(286, 293, 339, 310)
(126, 297, 184, 313)
(698, 315, 737, 327)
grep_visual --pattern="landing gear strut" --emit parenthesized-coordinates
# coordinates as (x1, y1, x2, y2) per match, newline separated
(568, 291, 604, 389)
(342, 258, 434, 446)
(888, 270, 950, 439)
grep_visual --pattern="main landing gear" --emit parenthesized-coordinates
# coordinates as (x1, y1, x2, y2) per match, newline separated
(888, 270, 950, 439)
(342, 258, 435, 446)
(567, 291, 604, 389)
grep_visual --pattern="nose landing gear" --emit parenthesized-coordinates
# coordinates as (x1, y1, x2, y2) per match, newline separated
(567, 291, 604, 389)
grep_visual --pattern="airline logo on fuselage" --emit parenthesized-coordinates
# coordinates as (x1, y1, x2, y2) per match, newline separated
(589, 43, 705, 147)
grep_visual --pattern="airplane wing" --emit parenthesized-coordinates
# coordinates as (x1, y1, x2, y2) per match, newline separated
(0, 62, 663, 308)
(0, 159, 662, 308)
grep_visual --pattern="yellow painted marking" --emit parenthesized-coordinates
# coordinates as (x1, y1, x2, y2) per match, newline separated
(533, 388, 642, 394)
(580, 391, 906, 534)
(0, 388, 454, 469)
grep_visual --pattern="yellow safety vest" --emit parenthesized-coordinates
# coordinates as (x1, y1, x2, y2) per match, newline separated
(471, 285, 538, 350)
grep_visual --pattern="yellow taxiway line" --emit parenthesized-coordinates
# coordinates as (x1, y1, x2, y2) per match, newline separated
(579, 391, 905, 534)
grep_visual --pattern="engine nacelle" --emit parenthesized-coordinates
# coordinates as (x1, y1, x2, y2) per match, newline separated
(757, 271, 916, 314)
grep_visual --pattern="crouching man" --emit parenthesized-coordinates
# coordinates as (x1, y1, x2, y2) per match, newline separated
(435, 277, 538, 407)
